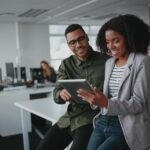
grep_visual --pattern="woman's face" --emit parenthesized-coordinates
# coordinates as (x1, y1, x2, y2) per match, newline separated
(105, 30, 128, 59)
(41, 63, 49, 71)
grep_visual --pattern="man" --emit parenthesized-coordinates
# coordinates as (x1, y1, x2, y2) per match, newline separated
(36, 24, 109, 150)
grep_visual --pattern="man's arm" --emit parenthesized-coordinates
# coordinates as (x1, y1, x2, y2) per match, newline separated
(53, 61, 71, 104)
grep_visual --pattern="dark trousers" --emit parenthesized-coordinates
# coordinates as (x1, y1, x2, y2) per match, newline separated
(36, 123, 93, 150)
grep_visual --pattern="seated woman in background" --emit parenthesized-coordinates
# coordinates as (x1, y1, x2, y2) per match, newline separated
(40, 60, 57, 83)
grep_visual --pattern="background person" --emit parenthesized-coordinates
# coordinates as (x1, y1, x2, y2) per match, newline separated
(40, 60, 57, 83)
(36, 24, 109, 150)
(77, 14, 150, 150)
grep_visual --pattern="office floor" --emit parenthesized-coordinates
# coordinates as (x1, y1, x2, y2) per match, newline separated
(0, 130, 41, 150)
(0, 118, 52, 150)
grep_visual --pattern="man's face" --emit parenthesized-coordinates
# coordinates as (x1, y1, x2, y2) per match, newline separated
(66, 29, 90, 60)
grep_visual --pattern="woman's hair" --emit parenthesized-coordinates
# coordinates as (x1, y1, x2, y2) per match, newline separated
(40, 60, 51, 69)
(96, 14, 150, 54)
(40, 60, 49, 66)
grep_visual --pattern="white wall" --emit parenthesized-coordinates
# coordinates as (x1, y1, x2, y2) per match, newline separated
(0, 24, 17, 80)
(0, 23, 50, 80)
(20, 24, 50, 80)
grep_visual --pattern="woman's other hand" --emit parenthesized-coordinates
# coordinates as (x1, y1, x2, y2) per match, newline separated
(77, 87, 108, 108)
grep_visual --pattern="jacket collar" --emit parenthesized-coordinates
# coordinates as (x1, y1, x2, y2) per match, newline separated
(119, 52, 135, 91)
(109, 52, 135, 68)
(73, 47, 94, 66)
(126, 52, 135, 68)
(105, 52, 135, 96)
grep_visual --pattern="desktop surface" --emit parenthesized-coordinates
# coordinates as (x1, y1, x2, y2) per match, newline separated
(11, 82, 25, 86)
(3, 85, 26, 91)
(2, 82, 26, 91)
(15, 98, 68, 123)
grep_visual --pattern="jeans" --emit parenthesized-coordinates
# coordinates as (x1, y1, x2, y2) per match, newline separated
(87, 115, 130, 150)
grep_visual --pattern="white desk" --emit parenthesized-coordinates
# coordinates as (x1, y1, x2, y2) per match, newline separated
(0, 86, 54, 137)
(14, 97, 68, 150)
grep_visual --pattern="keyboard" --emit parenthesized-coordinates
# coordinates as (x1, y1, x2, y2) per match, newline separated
(11, 82, 25, 87)
(3, 85, 26, 91)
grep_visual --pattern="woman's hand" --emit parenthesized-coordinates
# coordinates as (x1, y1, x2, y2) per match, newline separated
(77, 87, 108, 108)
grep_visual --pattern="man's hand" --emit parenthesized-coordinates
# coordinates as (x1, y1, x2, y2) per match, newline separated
(59, 89, 72, 102)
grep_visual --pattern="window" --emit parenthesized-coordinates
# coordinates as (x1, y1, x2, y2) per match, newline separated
(49, 25, 100, 71)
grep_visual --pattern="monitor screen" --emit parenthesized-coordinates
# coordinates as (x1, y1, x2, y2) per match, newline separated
(5, 62, 14, 80)
(30, 68, 43, 83)
(21, 67, 26, 81)
(0, 68, 2, 81)
(14, 67, 27, 81)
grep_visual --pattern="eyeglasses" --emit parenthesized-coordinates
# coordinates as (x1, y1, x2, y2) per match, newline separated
(67, 36, 86, 47)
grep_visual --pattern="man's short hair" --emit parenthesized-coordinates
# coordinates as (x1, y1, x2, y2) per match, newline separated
(65, 24, 85, 37)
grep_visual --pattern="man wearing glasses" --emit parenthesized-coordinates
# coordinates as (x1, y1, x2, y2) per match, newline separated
(36, 24, 109, 150)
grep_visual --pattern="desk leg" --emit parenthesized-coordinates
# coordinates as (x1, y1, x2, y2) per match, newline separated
(20, 109, 30, 150)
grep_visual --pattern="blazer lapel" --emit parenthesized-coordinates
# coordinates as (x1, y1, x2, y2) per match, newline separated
(119, 66, 131, 89)
(104, 58, 115, 96)
(118, 53, 135, 90)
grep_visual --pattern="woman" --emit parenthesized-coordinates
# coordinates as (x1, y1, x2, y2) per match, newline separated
(77, 14, 150, 150)
(40, 60, 57, 83)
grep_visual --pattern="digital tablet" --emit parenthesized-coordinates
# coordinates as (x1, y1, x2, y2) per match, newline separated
(58, 79, 92, 104)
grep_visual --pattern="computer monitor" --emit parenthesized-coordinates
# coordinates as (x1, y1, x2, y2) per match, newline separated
(5, 62, 14, 80)
(21, 67, 27, 81)
(0, 68, 2, 82)
(30, 68, 43, 83)
(14, 67, 27, 81)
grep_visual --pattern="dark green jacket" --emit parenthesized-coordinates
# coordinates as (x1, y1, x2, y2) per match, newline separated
(53, 48, 109, 131)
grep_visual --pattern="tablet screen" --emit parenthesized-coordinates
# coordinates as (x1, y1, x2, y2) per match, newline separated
(58, 79, 92, 104)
